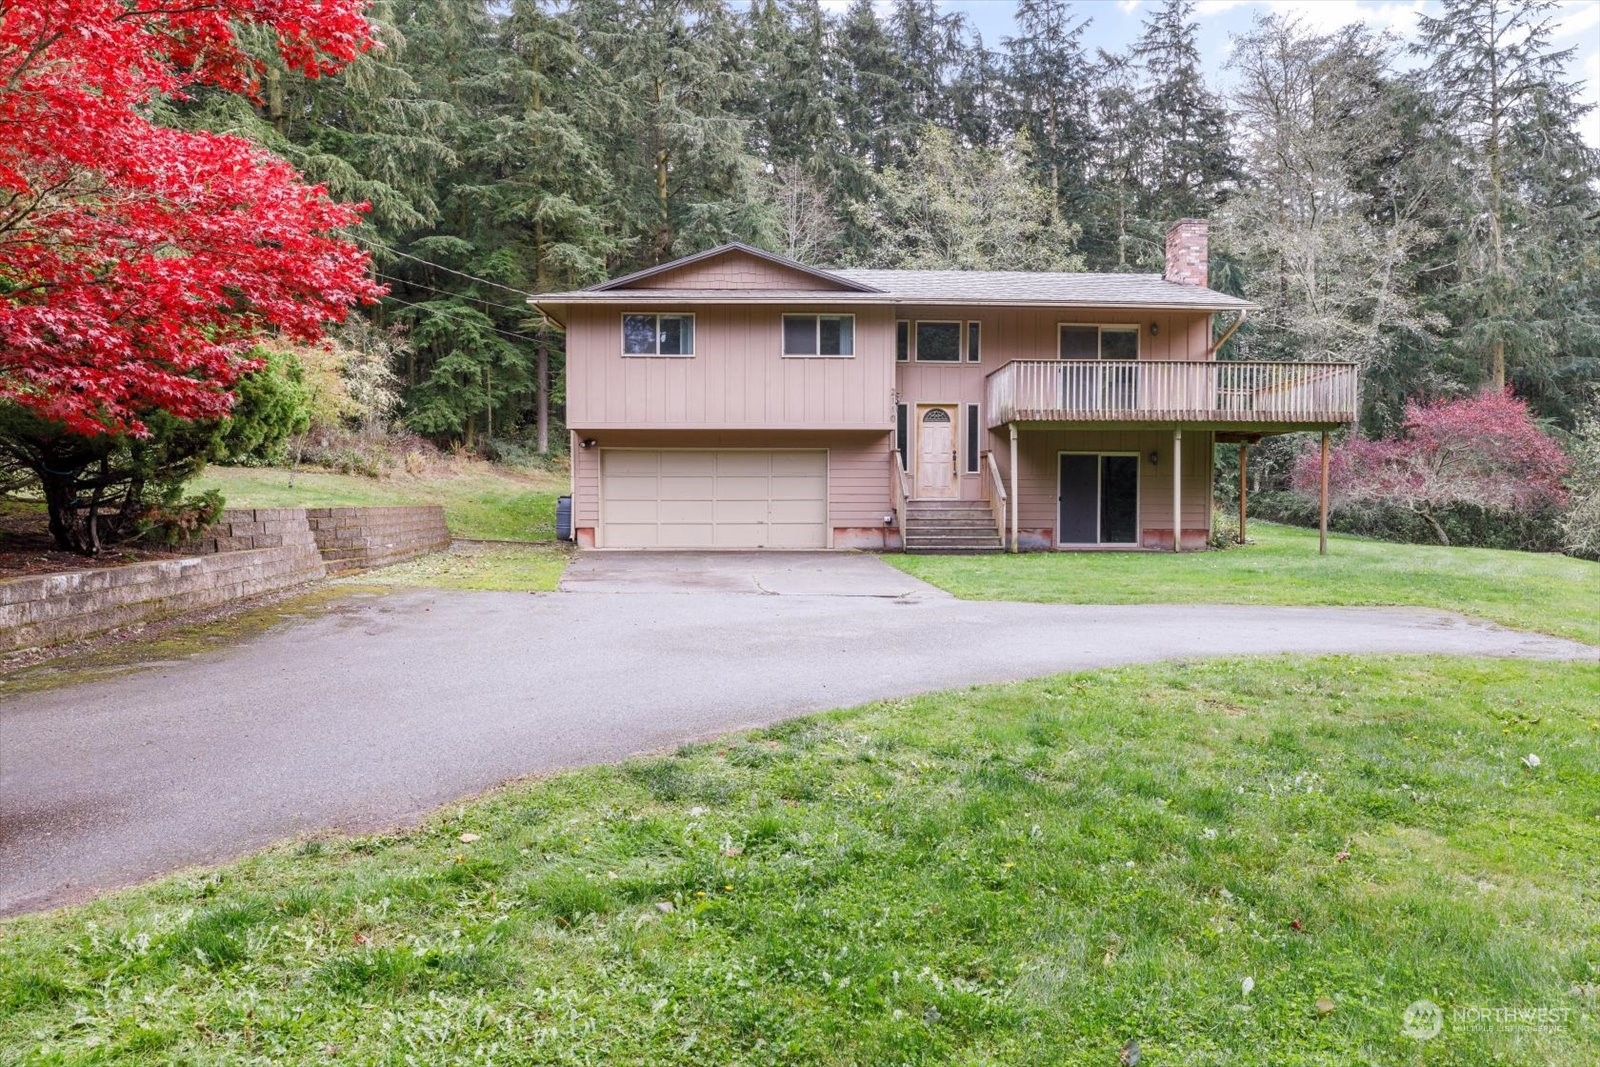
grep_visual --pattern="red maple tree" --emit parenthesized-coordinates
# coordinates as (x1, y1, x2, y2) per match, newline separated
(1293, 389, 1570, 544)
(0, 0, 381, 438)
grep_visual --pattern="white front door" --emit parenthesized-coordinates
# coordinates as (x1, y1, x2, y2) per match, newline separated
(915, 406, 958, 498)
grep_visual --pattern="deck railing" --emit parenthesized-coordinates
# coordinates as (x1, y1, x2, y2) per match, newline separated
(985, 359, 1359, 427)
(889, 449, 910, 541)
(982, 451, 1008, 549)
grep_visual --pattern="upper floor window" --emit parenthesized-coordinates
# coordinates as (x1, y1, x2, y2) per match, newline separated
(623, 313, 695, 356)
(1059, 324, 1139, 360)
(896, 320, 909, 362)
(915, 321, 962, 362)
(966, 321, 981, 362)
(782, 314, 855, 357)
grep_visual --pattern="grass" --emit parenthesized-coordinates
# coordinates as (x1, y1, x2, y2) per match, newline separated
(888, 522, 1600, 644)
(341, 541, 571, 593)
(197, 461, 568, 542)
(3, 655, 1597, 1064)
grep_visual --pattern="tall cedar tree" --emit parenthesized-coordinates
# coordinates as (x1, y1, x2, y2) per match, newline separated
(1414, 0, 1600, 400)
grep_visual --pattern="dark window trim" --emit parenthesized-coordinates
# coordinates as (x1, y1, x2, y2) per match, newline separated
(913, 319, 963, 363)
(895, 403, 909, 471)
(965, 403, 980, 473)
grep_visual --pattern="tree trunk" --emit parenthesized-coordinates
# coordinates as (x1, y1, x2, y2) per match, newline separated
(536, 340, 550, 455)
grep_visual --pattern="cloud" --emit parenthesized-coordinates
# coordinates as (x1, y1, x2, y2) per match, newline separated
(1117, 0, 1143, 12)
(1552, 0, 1600, 41)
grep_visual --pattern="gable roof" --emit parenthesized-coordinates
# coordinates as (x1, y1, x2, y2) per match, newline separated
(533, 243, 1256, 323)
(827, 269, 1252, 310)
(586, 241, 882, 293)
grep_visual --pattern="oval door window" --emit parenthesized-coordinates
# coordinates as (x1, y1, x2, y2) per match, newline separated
(922, 408, 951, 422)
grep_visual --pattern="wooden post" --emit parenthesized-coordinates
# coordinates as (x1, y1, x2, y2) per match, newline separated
(1318, 430, 1330, 556)
(1008, 424, 1020, 554)
(1171, 427, 1183, 553)
(1237, 442, 1248, 544)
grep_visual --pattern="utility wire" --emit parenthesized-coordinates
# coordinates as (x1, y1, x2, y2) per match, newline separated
(374, 271, 544, 320)
(379, 290, 551, 349)
(345, 229, 544, 300)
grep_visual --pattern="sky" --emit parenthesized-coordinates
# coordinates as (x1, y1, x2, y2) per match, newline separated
(833, 0, 1600, 148)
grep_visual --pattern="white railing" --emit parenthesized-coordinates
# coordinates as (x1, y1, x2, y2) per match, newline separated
(890, 449, 910, 542)
(985, 360, 1359, 427)
(983, 451, 1008, 549)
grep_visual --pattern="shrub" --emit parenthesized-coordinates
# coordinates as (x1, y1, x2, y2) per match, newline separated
(1291, 389, 1569, 545)
(1252, 490, 1566, 553)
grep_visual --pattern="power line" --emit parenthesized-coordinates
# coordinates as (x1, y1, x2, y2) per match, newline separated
(345, 230, 543, 300)
(374, 271, 543, 320)
(379, 289, 551, 349)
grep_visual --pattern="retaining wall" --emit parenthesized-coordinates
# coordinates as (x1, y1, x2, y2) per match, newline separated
(0, 504, 449, 653)
(304, 506, 452, 573)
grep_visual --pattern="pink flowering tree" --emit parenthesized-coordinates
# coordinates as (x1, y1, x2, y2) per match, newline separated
(1292, 390, 1570, 545)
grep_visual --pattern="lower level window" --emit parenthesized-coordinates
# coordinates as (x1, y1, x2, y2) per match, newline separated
(623, 313, 694, 356)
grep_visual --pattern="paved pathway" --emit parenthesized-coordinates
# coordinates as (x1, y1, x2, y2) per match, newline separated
(1, 553, 1591, 916)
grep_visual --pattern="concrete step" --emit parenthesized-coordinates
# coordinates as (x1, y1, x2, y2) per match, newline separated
(903, 544, 1004, 554)
(904, 535, 1005, 549)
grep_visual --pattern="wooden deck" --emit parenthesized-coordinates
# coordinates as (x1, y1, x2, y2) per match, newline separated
(985, 359, 1359, 429)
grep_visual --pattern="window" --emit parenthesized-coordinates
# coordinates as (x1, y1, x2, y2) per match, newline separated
(782, 314, 854, 357)
(896, 320, 909, 362)
(965, 403, 980, 473)
(623, 313, 694, 356)
(1058, 324, 1139, 360)
(915, 321, 961, 362)
(966, 322, 981, 363)
(895, 403, 909, 471)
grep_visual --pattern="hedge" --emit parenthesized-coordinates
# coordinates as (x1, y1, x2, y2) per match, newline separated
(1249, 490, 1567, 553)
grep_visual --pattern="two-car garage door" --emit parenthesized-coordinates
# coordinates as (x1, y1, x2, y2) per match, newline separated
(600, 450, 828, 548)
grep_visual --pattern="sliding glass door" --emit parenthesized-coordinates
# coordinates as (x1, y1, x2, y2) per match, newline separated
(1058, 453, 1139, 545)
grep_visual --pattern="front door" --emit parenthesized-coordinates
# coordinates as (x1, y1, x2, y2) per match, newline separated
(915, 406, 958, 498)
(1058, 453, 1139, 544)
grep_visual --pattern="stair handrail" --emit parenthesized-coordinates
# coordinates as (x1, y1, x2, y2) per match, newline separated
(890, 450, 910, 547)
(984, 450, 1008, 549)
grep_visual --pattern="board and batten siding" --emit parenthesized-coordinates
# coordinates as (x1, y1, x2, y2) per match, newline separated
(629, 254, 838, 290)
(568, 430, 894, 548)
(565, 304, 896, 431)
(1005, 428, 1214, 550)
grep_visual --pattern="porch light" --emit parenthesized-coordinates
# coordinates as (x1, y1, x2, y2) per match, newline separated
(1148, 450, 1159, 466)
(1149, 321, 1159, 337)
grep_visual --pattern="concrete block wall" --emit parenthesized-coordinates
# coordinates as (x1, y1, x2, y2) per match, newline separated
(0, 504, 450, 653)
(304, 506, 452, 574)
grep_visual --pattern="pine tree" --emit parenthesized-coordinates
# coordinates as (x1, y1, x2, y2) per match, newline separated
(1414, 0, 1600, 396)
(1003, 0, 1094, 222)
(1129, 0, 1237, 230)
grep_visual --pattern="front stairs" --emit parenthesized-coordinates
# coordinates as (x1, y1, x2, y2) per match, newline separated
(902, 499, 1004, 554)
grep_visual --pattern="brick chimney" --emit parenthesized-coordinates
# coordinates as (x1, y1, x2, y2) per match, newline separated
(1163, 218, 1209, 286)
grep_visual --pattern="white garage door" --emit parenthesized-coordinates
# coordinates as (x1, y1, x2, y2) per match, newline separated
(600, 450, 828, 549)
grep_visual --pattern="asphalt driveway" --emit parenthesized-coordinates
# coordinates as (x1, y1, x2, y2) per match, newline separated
(1, 551, 1592, 916)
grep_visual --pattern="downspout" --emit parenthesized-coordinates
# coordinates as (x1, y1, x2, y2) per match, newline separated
(1206, 309, 1249, 359)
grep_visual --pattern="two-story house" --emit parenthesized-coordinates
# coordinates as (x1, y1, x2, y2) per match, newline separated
(535, 220, 1358, 553)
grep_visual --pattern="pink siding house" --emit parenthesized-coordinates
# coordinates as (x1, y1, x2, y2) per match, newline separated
(535, 220, 1358, 553)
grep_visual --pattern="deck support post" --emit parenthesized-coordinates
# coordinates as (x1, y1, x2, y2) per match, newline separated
(1008, 423, 1019, 554)
(1237, 442, 1249, 544)
(1171, 427, 1183, 553)
(1318, 430, 1330, 555)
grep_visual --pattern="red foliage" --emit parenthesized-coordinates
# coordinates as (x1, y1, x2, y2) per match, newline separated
(1293, 389, 1570, 515)
(0, 1, 381, 436)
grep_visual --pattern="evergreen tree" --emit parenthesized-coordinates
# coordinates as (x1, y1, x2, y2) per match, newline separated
(1003, 0, 1094, 222)
(1414, 0, 1600, 398)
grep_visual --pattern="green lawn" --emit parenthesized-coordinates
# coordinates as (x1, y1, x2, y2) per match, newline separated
(3, 656, 1597, 1064)
(341, 541, 571, 592)
(888, 522, 1600, 644)
(197, 462, 567, 542)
